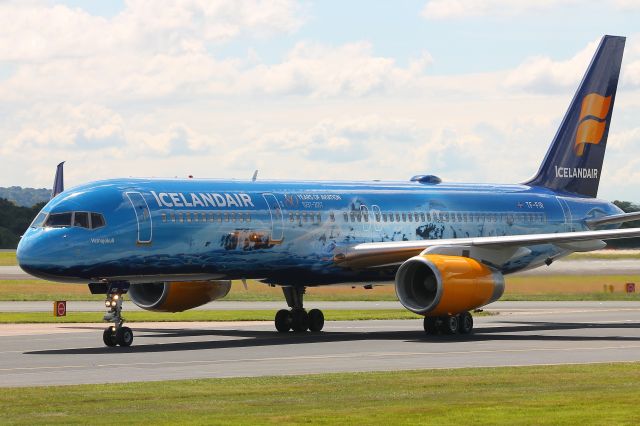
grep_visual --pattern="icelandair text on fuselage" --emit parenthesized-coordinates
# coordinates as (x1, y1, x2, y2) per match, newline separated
(554, 166, 599, 179)
(150, 191, 254, 208)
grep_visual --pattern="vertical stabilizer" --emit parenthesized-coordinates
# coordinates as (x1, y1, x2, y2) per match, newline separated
(525, 35, 625, 197)
(51, 161, 65, 199)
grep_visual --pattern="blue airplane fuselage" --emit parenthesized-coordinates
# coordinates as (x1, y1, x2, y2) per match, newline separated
(16, 178, 622, 285)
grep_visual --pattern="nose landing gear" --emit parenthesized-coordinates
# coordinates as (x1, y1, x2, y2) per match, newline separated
(102, 289, 133, 347)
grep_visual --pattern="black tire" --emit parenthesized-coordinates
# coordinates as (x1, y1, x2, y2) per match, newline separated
(275, 309, 291, 333)
(423, 316, 438, 334)
(103, 327, 117, 347)
(458, 312, 474, 334)
(291, 309, 309, 332)
(443, 315, 459, 335)
(308, 309, 325, 332)
(115, 326, 134, 347)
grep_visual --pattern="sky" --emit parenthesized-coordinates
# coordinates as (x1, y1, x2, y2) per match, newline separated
(1, 0, 640, 200)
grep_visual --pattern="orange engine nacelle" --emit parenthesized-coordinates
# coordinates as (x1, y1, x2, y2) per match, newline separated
(128, 280, 231, 312)
(395, 254, 504, 316)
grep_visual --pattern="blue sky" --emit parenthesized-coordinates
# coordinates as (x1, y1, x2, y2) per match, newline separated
(1, 0, 640, 200)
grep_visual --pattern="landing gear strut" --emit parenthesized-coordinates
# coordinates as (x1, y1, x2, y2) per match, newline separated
(274, 287, 325, 333)
(102, 288, 133, 347)
(423, 311, 474, 335)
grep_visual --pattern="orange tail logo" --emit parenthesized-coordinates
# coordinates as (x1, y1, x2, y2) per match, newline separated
(575, 93, 611, 156)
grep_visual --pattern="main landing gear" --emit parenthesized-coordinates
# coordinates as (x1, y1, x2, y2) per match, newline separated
(274, 287, 325, 333)
(423, 312, 474, 335)
(102, 289, 133, 347)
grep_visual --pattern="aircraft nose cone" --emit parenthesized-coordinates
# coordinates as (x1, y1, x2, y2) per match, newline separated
(16, 234, 32, 270)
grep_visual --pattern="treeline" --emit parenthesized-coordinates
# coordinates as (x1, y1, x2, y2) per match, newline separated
(0, 186, 50, 207)
(0, 199, 45, 248)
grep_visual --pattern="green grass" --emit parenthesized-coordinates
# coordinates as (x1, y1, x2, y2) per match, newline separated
(502, 293, 640, 301)
(566, 251, 640, 260)
(0, 309, 425, 323)
(2, 363, 640, 425)
(0, 251, 16, 266)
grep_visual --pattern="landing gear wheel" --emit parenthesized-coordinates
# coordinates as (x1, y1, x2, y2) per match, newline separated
(275, 309, 292, 333)
(441, 315, 459, 335)
(103, 327, 117, 347)
(458, 312, 473, 334)
(423, 317, 438, 334)
(291, 309, 309, 332)
(308, 309, 325, 332)
(115, 326, 134, 347)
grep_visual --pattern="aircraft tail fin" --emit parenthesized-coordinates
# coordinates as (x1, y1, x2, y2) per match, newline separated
(525, 35, 625, 198)
(51, 161, 65, 199)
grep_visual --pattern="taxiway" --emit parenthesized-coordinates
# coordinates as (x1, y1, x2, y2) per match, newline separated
(1, 301, 639, 387)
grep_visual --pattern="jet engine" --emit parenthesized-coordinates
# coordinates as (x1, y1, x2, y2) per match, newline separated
(128, 280, 231, 312)
(395, 255, 504, 316)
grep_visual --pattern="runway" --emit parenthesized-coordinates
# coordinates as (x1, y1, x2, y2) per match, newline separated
(1, 302, 640, 387)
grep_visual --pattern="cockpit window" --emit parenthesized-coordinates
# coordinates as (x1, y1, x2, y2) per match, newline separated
(38, 211, 106, 229)
(44, 213, 72, 228)
(91, 213, 105, 229)
(30, 212, 48, 228)
(73, 212, 90, 228)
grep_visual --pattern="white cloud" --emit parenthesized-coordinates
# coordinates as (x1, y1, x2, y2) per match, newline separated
(421, 0, 579, 20)
(244, 42, 432, 98)
(503, 39, 598, 93)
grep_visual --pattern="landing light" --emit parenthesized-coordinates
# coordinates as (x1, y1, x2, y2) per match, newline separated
(113, 294, 120, 300)
(104, 301, 110, 307)
(110, 301, 117, 307)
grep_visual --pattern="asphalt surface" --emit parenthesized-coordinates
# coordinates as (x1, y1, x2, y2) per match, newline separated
(1, 301, 640, 387)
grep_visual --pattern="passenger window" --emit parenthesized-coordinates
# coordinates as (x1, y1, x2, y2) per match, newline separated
(317, 213, 321, 222)
(426, 213, 431, 221)
(91, 213, 106, 229)
(389, 213, 395, 222)
(45, 212, 72, 228)
(350, 212, 355, 222)
(407, 213, 412, 222)
(289, 212, 294, 222)
(382, 213, 387, 222)
(193, 213, 199, 223)
(395, 213, 401, 222)
(420, 213, 425, 222)
(246, 212, 251, 222)
(161, 213, 167, 223)
(375, 214, 381, 222)
(178, 213, 184, 223)
(303, 212, 308, 223)
(310, 213, 315, 223)
(343, 212, 349, 221)
(330, 212, 335, 222)
(224, 213, 229, 222)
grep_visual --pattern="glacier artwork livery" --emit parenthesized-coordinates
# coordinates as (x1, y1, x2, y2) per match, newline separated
(17, 35, 640, 347)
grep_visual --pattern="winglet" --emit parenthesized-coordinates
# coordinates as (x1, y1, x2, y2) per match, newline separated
(51, 161, 65, 199)
(251, 170, 258, 182)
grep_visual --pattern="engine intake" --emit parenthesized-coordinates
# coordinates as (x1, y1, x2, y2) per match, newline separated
(395, 254, 504, 316)
(129, 280, 231, 312)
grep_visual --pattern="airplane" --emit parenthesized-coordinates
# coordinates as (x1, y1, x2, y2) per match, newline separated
(16, 35, 640, 347)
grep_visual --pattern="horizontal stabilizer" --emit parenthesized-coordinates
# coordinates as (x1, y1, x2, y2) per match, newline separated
(586, 211, 640, 228)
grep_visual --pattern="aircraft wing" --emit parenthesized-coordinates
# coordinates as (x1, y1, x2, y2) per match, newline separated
(333, 227, 640, 269)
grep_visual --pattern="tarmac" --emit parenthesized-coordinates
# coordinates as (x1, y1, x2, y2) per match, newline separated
(1, 301, 640, 387)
